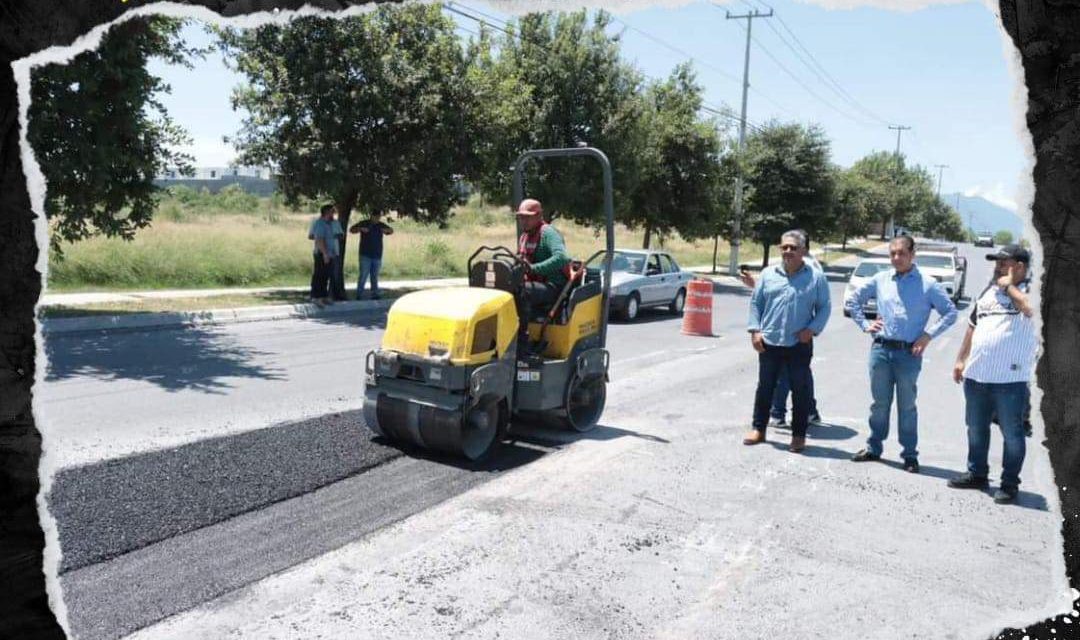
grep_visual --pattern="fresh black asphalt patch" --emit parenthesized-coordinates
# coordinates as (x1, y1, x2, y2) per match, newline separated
(48, 410, 398, 573)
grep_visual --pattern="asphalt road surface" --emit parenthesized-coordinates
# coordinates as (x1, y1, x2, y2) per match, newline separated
(39, 244, 1068, 640)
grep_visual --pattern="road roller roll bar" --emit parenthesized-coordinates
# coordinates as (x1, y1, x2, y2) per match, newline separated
(510, 147, 615, 347)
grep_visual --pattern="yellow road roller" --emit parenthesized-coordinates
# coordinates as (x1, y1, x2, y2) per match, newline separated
(362, 147, 615, 459)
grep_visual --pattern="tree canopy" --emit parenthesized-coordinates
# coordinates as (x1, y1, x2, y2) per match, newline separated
(741, 122, 834, 265)
(217, 5, 479, 229)
(473, 10, 646, 226)
(626, 63, 724, 248)
(28, 16, 202, 253)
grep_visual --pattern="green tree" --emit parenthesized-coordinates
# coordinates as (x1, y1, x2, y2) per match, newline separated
(914, 198, 967, 241)
(216, 5, 482, 265)
(849, 151, 941, 240)
(995, 230, 1015, 245)
(831, 167, 878, 249)
(626, 63, 724, 249)
(28, 16, 202, 253)
(742, 122, 835, 266)
(476, 10, 647, 226)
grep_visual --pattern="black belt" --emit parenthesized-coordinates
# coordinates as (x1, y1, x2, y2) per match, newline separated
(873, 337, 913, 350)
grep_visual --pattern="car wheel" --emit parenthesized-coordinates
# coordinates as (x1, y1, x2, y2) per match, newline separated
(622, 293, 640, 321)
(669, 288, 686, 315)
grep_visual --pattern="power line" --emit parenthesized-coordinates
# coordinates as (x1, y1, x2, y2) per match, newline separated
(603, 12, 797, 120)
(447, 3, 768, 135)
(718, 2, 884, 129)
(771, 15, 891, 126)
(742, 0, 891, 126)
(607, 14, 742, 85)
(747, 30, 878, 128)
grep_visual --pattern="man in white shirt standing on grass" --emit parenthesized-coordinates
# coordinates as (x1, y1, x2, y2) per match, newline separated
(948, 244, 1037, 504)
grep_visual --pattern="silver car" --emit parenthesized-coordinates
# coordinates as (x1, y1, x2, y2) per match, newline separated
(605, 249, 695, 321)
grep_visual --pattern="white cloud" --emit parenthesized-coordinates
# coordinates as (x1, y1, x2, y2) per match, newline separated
(963, 183, 1018, 212)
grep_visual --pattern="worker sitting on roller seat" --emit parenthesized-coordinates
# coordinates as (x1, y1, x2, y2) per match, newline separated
(515, 198, 570, 330)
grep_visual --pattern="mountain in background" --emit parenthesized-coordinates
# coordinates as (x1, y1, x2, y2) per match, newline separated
(943, 193, 1026, 241)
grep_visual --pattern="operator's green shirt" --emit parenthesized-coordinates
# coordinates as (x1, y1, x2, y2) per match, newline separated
(522, 225, 570, 289)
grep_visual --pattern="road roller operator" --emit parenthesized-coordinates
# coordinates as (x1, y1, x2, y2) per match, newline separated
(515, 198, 570, 326)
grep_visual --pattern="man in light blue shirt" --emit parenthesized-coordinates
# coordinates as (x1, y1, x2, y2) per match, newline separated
(847, 235, 957, 472)
(308, 204, 340, 306)
(743, 230, 832, 453)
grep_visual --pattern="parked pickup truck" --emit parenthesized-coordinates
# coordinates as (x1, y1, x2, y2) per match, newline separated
(916, 244, 967, 302)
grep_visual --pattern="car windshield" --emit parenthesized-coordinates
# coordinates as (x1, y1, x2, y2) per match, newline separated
(608, 251, 646, 274)
(917, 255, 954, 269)
(854, 262, 890, 277)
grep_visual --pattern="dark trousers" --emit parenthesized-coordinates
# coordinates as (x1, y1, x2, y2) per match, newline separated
(330, 255, 346, 300)
(965, 380, 1027, 490)
(517, 281, 557, 321)
(515, 281, 558, 349)
(770, 341, 821, 421)
(753, 342, 813, 437)
(310, 254, 330, 299)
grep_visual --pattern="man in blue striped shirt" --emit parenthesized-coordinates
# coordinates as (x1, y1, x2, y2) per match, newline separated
(846, 235, 958, 472)
(743, 230, 832, 453)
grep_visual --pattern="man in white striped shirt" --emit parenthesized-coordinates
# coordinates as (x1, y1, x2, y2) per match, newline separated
(948, 244, 1036, 504)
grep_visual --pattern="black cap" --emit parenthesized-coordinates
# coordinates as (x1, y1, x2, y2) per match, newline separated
(985, 244, 1031, 264)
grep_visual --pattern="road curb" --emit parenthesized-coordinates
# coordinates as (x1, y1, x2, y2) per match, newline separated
(41, 299, 395, 335)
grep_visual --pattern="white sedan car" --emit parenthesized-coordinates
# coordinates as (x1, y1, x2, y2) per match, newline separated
(843, 257, 891, 317)
(605, 249, 694, 321)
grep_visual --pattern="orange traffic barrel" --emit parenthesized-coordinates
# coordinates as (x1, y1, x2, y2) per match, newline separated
(681, 278, 714, 336)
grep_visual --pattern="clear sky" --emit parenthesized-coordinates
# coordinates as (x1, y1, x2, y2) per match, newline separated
(146, 0, 1027, 212)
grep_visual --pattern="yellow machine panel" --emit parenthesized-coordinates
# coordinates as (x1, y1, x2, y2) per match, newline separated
(527, 292, 603, 359)
(382, 288, 518, 365)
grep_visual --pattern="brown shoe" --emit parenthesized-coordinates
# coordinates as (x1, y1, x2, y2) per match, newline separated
(743, 429, 766, 445)
(789, 436, 806, 453)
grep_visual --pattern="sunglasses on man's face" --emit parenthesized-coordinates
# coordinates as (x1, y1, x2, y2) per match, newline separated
(780, 244, 798, 251)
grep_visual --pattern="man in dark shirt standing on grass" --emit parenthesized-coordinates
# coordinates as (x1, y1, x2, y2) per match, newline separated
(349, 212, 394, 300)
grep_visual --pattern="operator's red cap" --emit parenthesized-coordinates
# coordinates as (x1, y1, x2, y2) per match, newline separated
(515, 198, 542, 216)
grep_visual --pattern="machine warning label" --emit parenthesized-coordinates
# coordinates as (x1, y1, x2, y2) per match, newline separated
(516, 371, 541, 382)
(430, 368, 442, 381)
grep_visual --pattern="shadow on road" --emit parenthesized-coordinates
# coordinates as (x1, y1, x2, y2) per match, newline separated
(805, 422, 859, 441)
(509, 422, 671, 449)
(44, 324, 287, 393)
(308, 309, 389, 329)
(369, 435, 548, 473)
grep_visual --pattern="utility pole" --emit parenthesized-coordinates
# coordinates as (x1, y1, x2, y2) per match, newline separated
(726, 7, 772, 276)
(934, 163, 949, 197)
(887, 124, 911, 238)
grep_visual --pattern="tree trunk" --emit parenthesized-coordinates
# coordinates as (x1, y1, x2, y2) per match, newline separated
(332, 189, 358, 300)
(642, 223, 652, 250)
(711, 235, 719, 274)
(761, 243, 770, 268)
(880, 218, 888, 240)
